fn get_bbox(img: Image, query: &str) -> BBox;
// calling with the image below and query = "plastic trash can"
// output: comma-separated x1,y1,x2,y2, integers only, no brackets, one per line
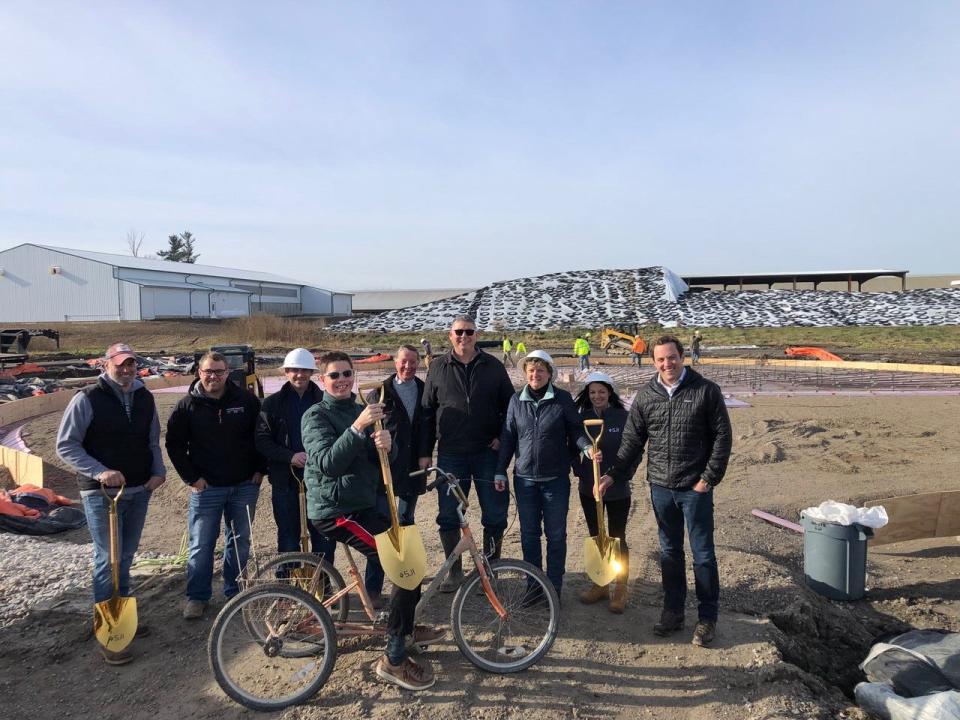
800,516,873,601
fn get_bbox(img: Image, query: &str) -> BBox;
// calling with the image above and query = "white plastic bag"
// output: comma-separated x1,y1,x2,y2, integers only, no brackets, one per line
801,500,889,528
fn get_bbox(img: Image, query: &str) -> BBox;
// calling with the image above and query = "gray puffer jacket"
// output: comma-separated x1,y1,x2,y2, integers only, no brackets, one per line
608,368,732,489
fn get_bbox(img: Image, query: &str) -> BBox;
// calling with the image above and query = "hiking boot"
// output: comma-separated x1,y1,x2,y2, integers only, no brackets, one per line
100,645,133,666
692,621,716,647
439,530,463,593
182,600,207,620
579,583,609,605
608,550,629,614
652,609,684,636
409,624,447,650
375,655,436,691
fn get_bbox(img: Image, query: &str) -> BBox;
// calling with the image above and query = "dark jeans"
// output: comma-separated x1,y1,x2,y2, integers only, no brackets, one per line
270,477,336,561
578,493,630,549
650,483,719,622
187,482,259,602
514,476,570,594
364,492,420,596
312,508,421,665
82,488,151,603
435,449,508,534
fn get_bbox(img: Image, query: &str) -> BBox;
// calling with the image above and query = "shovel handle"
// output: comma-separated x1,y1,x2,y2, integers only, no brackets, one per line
99,481,126,598
583,419,608,549
290,464,311,553
359,383,403,545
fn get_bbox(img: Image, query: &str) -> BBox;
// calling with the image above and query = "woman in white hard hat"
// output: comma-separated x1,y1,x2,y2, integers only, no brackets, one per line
495,350,596,600
254,348,336,563
572,372,633,613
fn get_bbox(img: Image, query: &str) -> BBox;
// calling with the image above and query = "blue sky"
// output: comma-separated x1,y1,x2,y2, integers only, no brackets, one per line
1,2,957,290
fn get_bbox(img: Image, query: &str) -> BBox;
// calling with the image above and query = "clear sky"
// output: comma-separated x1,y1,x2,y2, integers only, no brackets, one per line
1,2,957,290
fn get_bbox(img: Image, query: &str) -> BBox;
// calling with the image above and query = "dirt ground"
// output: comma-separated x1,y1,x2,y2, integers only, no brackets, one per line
2,388,959,720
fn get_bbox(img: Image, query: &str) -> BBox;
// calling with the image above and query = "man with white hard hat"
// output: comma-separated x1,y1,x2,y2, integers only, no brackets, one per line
255,348,334,560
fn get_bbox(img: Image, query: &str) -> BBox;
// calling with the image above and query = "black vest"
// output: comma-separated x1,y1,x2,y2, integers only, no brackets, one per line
79,378,155,491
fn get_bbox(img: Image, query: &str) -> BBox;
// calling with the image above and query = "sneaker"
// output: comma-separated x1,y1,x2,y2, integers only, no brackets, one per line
100,645,133,666
375,655,436,691
652,609,684,637
409,625,447,650
692,621,716,647
182,600,207,620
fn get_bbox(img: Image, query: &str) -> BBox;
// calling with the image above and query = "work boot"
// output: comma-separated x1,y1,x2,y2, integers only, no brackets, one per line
608,550,629,614
375,655,436,691
578,584,609,605
100,645,133,666
482,530,503,561
439,530,463,593
182,599,207,620
653,608,684,636
692,620,716,647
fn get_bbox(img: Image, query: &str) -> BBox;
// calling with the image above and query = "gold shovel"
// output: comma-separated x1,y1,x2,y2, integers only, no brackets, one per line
582,419,622,586
358,382,427,591
93,483,138,652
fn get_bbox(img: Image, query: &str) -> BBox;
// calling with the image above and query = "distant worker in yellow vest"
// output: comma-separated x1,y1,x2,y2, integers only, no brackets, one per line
574,335,591,372
631,335,647,367
514,340,527,363
501,336,515,367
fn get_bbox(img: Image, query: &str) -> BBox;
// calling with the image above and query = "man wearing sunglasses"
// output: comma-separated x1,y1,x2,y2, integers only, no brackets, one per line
166,351,266,620
302,351,443,691
420,315,516,591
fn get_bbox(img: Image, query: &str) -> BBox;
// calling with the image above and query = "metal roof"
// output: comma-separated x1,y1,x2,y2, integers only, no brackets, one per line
683,269,908,289
31,244,325,288
122,278,251,293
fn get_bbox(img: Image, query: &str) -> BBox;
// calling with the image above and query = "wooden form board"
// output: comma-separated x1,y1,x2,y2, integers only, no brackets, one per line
866,491,960,546
0,446,43,487
0,389,77,427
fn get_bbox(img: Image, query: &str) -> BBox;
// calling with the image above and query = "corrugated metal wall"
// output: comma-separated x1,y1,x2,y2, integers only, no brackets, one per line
0,245,119,322
119,280,141,320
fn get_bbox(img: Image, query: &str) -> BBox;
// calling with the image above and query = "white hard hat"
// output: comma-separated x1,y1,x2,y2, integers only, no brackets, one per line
283,348,317,371
583,371,616,389
522,349,555,374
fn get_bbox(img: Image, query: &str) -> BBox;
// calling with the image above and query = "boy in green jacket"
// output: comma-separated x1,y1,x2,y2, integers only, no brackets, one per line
302,351,443,691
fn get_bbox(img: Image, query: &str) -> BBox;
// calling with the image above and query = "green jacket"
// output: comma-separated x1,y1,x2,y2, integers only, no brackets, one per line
502,338,512,352
302,393,380,520
574,338,591,356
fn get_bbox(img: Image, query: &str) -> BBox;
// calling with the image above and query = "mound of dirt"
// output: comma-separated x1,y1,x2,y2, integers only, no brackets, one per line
0,465,15,490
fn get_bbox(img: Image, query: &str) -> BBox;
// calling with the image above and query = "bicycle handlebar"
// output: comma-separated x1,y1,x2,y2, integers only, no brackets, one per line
411,467,467,505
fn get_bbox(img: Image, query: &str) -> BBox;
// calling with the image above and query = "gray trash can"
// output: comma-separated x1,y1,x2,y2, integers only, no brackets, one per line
800,516,873,601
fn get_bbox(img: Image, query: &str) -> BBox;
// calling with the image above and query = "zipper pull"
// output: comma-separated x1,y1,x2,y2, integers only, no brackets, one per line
219,409,223,424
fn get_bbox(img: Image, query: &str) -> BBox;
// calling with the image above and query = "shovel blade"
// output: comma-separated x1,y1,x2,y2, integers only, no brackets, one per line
374,526,427,590
94,596,138,652
583,536,622,587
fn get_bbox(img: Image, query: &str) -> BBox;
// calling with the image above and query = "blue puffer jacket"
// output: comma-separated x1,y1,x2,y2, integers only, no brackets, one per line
496,384,591,481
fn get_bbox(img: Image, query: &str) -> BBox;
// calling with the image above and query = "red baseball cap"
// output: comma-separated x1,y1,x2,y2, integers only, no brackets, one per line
105,343,137,364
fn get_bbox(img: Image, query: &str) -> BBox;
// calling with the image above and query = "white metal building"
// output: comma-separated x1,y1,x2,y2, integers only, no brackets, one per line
0,244,352,322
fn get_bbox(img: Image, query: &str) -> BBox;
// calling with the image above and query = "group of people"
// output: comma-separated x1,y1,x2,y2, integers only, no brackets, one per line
57,317,731,691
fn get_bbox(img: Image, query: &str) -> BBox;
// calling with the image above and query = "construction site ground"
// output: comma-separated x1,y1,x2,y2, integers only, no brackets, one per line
1,359,959,720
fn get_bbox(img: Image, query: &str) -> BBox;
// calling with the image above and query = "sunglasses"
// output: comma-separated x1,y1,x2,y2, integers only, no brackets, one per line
324,369,354,380
452,328,476,337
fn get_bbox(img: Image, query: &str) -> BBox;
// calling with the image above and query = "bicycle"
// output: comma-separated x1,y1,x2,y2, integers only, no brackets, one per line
208,465,560,711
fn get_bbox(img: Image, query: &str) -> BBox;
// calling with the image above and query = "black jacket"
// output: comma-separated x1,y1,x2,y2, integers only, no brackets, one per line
570,405,633,501
255,380,324,489
609,368,732,490
166,379,265,487
421,349,515,456
365,374,427,498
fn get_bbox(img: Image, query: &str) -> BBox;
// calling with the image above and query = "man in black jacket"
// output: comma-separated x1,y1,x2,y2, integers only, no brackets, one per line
601,335,732,647
419,316,515,591
255,348,335,562
166,351,265,619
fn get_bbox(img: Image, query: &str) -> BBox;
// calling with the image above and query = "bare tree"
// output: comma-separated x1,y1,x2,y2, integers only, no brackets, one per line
126,229,146,257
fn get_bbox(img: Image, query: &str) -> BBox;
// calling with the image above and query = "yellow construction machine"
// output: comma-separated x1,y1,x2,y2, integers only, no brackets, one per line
599,327,638,355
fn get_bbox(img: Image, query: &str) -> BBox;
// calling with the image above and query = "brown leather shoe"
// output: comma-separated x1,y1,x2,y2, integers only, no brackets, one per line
579,584,609,605
375,655,436,690
608,582,628,614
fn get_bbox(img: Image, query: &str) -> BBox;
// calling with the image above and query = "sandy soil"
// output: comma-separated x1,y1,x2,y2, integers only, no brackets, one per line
3,387,959,720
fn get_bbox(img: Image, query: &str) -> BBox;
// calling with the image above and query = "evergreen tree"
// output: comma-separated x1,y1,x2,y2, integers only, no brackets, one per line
157,232,200,263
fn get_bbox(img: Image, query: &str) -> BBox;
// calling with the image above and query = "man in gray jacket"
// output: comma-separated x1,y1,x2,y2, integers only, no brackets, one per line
601,335,731,647
56,342,166,666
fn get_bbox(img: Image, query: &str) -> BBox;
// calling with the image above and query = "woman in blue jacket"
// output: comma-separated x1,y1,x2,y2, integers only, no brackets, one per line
495,351,594,598
571,372,634,613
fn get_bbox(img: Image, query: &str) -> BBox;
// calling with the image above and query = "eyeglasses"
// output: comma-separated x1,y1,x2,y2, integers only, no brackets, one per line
200,369,228,377
324,369,354,380
452,328,476,337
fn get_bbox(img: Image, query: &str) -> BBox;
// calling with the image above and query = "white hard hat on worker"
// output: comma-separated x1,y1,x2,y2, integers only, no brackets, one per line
283,348,317,395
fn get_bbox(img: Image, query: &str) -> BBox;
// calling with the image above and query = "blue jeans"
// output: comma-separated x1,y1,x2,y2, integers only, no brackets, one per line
436,449,508,534
513,476,570,594
187,482,260,602
650,483,719,622
82,489,151,603
364,493,420,595
270,477,336,561
578,355,591,371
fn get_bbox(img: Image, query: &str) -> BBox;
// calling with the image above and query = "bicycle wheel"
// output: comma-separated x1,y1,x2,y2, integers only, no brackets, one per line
451,559,560,673
209,584,337,712
253,551,349,622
